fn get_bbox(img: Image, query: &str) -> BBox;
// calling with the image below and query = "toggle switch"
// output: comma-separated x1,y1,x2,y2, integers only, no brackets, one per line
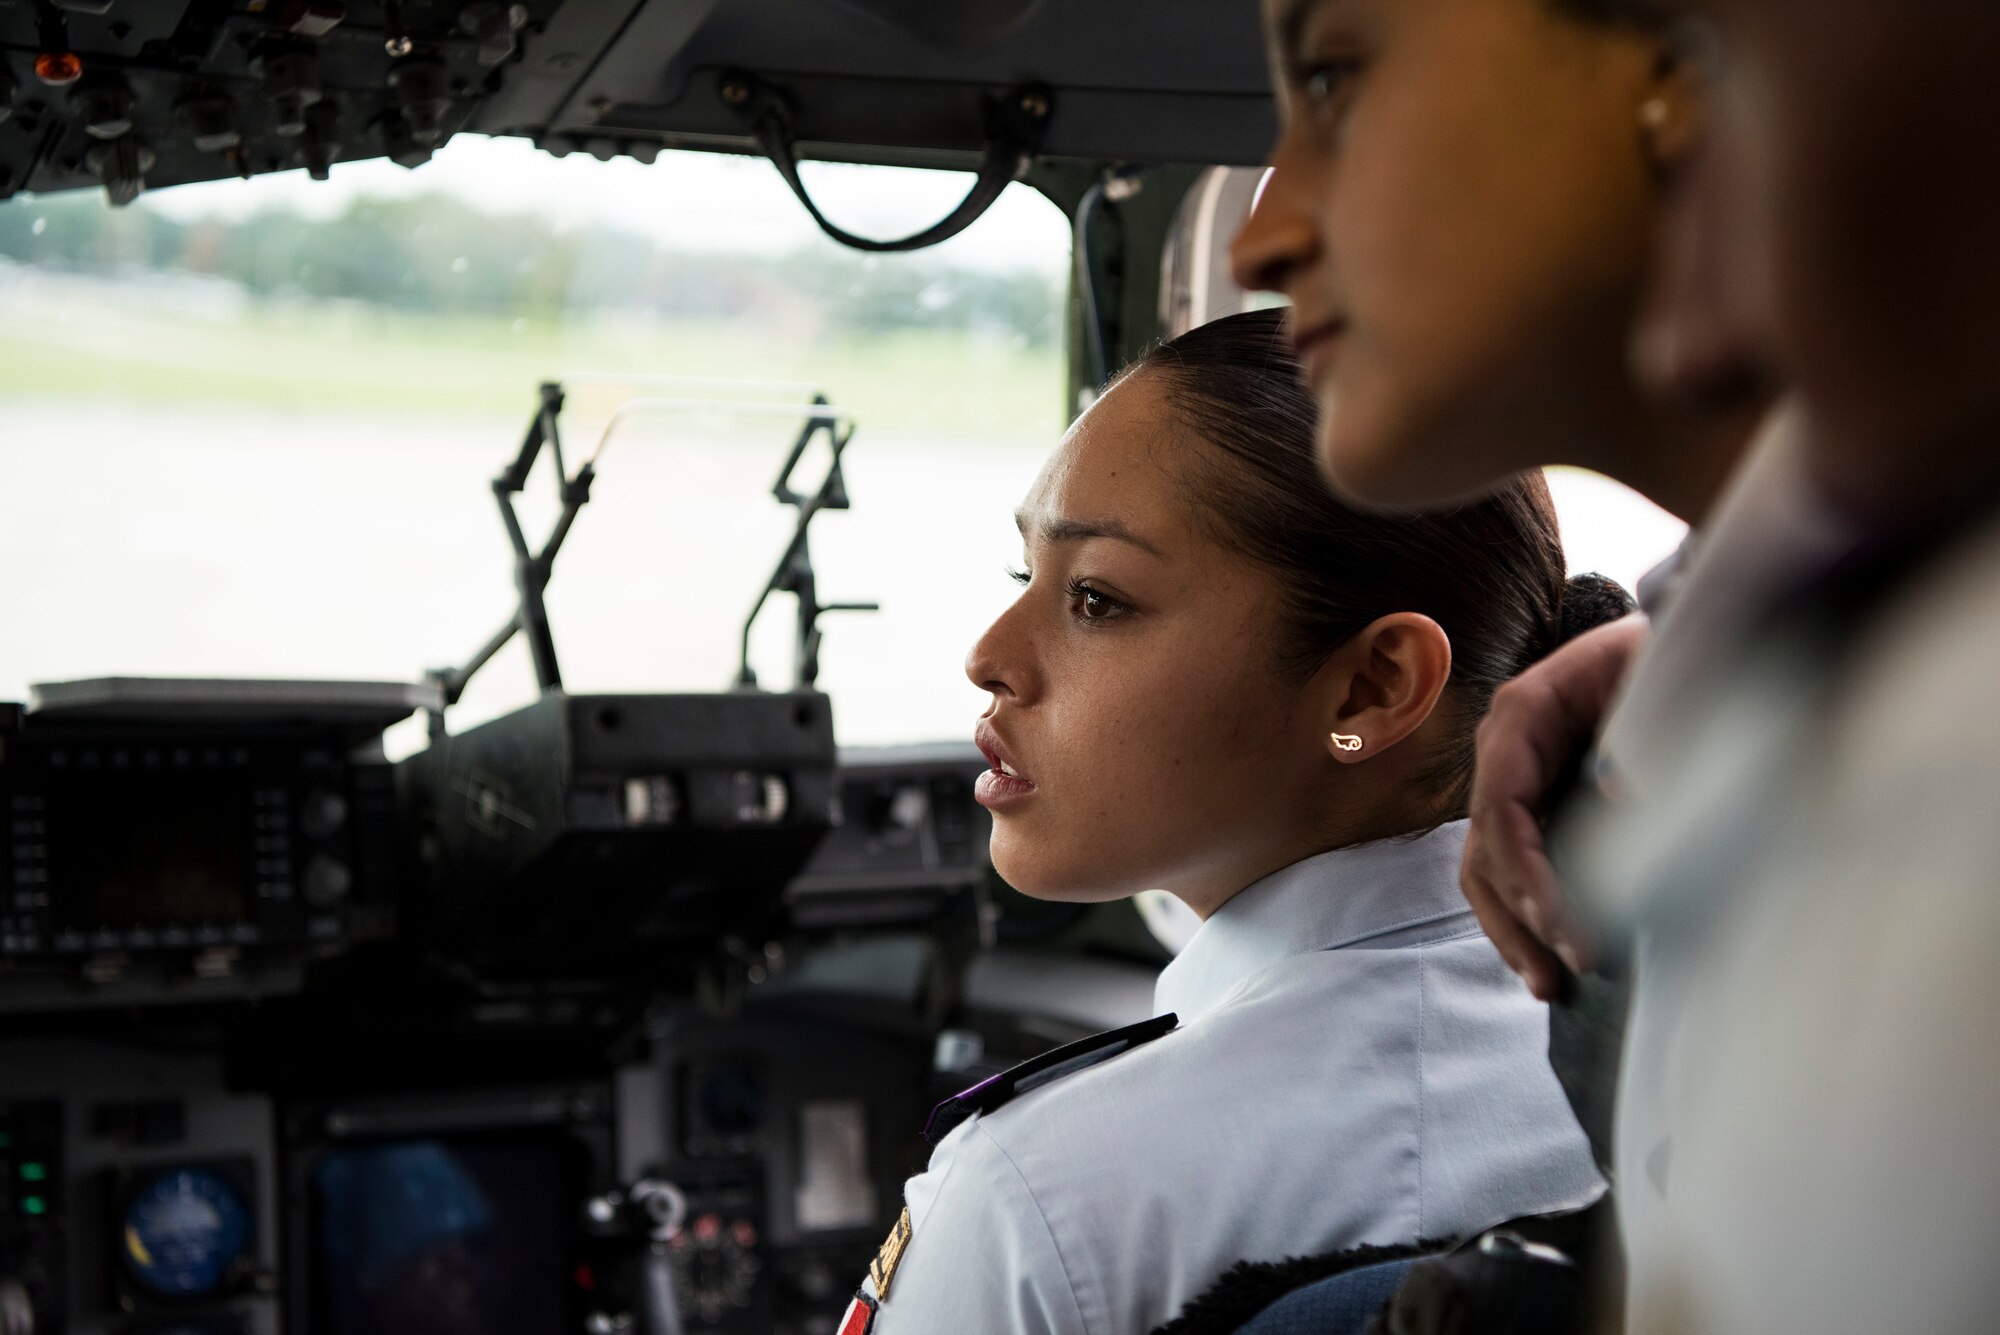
74,77,134,139
256,47,322,137
300,99,340,180
387,55,449,146
85,134,154,207
176,91,241,153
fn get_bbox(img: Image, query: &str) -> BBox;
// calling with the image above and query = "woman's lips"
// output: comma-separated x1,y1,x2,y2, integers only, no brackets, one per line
974,721,1037,810
974,768,1037,808
1290,318,1347,380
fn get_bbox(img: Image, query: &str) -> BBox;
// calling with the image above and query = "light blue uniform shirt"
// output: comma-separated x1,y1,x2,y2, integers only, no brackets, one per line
862,821,1602,1335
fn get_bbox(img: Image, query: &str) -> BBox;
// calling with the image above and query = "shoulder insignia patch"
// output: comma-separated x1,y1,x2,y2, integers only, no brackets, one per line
869,1206,912,1299
922,1012,1179,1146
837,1288,878,1335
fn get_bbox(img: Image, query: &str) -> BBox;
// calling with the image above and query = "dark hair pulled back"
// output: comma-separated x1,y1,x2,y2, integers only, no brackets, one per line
1130,308,1635,813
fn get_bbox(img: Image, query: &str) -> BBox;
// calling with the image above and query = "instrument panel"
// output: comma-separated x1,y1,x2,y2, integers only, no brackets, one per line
0,715,1016,1335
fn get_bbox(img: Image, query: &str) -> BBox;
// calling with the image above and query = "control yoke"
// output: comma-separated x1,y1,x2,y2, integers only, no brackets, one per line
735,394,879,691
425,379,876,738
428,380,586,733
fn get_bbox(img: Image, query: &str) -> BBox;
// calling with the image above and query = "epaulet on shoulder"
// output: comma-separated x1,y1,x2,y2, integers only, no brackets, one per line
922,1012,1178,1146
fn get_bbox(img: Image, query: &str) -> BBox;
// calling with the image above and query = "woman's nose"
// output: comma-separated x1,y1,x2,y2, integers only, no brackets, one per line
965,598,1036,704
1230,153,1321,296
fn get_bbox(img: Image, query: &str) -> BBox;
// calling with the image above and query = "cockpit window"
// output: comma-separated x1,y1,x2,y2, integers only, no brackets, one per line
0,137,1068,753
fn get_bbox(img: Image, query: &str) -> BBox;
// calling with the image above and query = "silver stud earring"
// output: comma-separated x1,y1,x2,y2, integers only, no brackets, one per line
1330,732,1364,753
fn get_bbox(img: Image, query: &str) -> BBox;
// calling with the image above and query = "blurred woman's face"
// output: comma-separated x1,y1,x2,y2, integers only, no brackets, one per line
1231,0,1664,507
1639,0,2000,518
963,372,1337,916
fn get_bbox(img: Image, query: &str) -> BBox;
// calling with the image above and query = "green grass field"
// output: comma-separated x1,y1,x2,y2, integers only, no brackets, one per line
0,286,1065,440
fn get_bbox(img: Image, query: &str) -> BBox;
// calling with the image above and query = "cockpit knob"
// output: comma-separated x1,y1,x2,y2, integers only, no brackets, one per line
379,110,433,169
458,2,528,67
387,55,449,146
299,789,349,840
302,857,353,907
84,134,152,207
176,92,241,153
255,48,323,138
75,78,133,139
300,100,341,180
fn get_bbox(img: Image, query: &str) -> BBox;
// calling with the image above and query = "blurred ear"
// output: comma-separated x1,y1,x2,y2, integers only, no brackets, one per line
1640,33,1709,173
1309,613,1452,765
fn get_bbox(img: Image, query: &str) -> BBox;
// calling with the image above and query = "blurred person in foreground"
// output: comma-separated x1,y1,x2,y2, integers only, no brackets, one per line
1236,0,2000,1331
1437,0,2000,1331
1225,1,1772,1327
1227,0,1775,1003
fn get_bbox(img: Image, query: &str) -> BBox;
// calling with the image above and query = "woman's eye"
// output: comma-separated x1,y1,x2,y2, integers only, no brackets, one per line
1296,58,1363,120
1007,566,1031,587
1066,581,1129,624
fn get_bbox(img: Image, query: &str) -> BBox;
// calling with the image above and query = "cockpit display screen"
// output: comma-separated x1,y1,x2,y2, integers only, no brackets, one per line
314,1138,567,1335
44,775,253,927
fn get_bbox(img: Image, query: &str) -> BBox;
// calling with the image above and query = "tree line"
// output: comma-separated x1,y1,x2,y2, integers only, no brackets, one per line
0,191,1065,344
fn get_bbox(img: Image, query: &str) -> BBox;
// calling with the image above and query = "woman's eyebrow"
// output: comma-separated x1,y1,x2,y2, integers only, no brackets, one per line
1274,0,1341,57
1015,512,1167,559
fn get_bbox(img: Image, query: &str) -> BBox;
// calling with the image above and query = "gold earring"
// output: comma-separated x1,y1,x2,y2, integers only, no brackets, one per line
1331,732,1364,753
1639,97,1671,132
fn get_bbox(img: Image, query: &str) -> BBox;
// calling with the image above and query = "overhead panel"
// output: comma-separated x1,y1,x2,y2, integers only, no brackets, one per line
0,0,1276,203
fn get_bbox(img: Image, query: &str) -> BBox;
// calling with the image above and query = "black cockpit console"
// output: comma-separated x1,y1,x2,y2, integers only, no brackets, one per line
399,688,836,978
0,678,421,1007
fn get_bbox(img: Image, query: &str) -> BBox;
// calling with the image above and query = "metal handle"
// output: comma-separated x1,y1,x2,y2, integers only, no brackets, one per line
723,71,1052,253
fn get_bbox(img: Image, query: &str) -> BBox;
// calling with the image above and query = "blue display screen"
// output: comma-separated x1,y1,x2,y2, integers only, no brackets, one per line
314,1139,567,1335
122,1166,255,1297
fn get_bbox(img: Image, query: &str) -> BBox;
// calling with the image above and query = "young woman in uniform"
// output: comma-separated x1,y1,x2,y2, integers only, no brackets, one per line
843,308,1624,1335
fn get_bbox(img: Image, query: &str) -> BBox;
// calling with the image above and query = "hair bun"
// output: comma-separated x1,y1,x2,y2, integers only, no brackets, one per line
1558,571,1637,645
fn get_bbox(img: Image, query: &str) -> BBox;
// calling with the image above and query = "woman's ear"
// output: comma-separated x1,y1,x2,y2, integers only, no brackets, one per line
1312,613,1452,765
1639,36,1708,174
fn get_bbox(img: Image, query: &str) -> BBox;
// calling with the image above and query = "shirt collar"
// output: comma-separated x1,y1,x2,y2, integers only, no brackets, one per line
1153,819,1473,1023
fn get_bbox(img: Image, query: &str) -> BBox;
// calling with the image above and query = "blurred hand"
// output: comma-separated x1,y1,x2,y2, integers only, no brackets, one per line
1463,614,1649,1001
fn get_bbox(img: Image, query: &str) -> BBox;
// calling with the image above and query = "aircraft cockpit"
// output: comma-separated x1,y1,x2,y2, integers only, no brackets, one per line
0,3,1686,1332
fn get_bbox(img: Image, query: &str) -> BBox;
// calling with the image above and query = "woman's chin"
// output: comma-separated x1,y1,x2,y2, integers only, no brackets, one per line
990,849,1075,902
990,840,1134,905
1317,408,1520,513
1314,400,1431,509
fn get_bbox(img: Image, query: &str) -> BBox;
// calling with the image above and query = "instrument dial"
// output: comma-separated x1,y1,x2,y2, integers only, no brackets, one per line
120,1167,253,1298
670,1213,761,1322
